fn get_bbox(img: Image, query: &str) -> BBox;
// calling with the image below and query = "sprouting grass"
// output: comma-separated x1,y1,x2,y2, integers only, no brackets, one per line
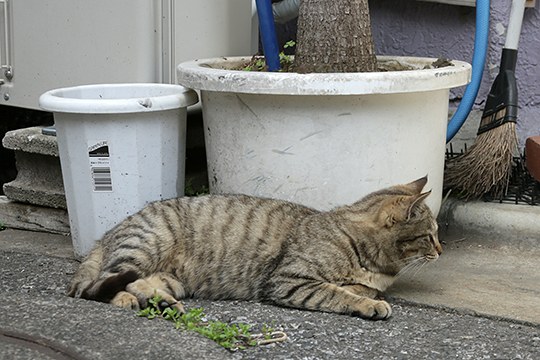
241,40,296,72
0,221,5,231
137,294,285,351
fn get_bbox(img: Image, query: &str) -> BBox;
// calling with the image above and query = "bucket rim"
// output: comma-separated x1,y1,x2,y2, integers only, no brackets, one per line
39,83,198,114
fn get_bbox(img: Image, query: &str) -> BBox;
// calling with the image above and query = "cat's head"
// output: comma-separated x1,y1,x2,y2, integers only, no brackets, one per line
359,176,442,271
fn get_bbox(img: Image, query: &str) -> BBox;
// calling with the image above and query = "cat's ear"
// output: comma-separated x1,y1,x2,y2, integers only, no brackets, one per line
406,191,431,221
404,176,428,194
378,196,411,227
379,191,431,227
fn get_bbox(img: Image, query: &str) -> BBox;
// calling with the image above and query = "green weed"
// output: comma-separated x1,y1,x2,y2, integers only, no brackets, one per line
138,295,263,351
242,57,267,72
184,178,209,197
241,40,296,72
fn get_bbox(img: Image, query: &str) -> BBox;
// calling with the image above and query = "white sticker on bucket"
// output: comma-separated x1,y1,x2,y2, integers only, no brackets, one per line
88,140,113,192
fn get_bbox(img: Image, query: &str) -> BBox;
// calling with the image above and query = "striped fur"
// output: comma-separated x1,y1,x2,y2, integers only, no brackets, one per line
68,176,441,320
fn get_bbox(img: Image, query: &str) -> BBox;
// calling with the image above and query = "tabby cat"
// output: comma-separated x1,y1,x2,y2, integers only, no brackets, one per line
68,176,441,320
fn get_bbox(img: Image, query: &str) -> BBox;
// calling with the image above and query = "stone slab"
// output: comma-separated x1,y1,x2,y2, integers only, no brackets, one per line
2,126,59,156
2,126,66,208
3,150,66,208
0,196,70,235
3,181,66,209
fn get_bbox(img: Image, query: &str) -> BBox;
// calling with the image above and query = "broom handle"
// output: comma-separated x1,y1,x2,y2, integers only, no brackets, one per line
504,0,526,50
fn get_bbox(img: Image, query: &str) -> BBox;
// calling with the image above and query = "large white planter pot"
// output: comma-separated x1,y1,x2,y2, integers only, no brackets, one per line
177,56,471,215
39,83,198,257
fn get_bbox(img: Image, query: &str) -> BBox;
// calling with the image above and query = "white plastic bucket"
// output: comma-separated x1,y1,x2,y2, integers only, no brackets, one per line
177,56,471,215
39,83,198,257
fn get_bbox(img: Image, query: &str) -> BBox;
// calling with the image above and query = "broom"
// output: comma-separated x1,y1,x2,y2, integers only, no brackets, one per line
445,0,526,199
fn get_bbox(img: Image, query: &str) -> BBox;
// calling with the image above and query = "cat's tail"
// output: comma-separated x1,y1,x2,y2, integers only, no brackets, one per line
67,244,105,298
67,244,139,303
79,270,139,303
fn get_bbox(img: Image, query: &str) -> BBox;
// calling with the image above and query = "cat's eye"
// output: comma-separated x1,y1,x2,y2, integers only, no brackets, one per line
400,235,427,243
416,235,432,245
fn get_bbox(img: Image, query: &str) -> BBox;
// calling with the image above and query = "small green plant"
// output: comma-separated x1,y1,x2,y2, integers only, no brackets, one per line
242,57,267,72
0,221,6,231
184,178,209,197
261,322,276,341
241,40,296,72
278,40,295,72
283,40,296,49
137,294,276,351
137,295,163,319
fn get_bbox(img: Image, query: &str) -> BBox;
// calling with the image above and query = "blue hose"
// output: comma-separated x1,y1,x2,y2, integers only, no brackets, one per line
256,0,281,71
446,0,490,142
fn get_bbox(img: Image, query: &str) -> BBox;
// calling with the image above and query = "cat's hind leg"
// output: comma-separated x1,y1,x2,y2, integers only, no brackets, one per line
113,272,186,313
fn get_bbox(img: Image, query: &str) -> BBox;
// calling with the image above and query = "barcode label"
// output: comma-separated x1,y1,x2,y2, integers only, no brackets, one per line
88,140,113,192
92,167,113,192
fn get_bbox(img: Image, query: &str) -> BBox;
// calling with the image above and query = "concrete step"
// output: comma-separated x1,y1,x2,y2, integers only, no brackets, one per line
387,198,540,323
388,228,540,324
0,196,69,235
2,126,66,209
1,126,67,234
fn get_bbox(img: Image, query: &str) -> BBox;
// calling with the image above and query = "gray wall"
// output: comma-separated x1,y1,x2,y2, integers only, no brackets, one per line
370,0,539,149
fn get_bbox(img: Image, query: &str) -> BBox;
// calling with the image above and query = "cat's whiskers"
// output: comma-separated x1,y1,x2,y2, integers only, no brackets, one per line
425,253,439,262
410,258,429,278
387,254,422,266
396,256,427,279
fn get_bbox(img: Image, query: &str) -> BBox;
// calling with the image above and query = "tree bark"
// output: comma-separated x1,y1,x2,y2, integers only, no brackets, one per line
294,0,377,73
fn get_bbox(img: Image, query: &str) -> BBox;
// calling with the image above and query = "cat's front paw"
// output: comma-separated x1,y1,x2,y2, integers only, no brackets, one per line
370,299,392,320
111,291,140,310
355,299,392,320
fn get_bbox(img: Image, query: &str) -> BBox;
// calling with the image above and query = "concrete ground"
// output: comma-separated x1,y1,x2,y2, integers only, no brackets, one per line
0,199,539,359
389,228,540,324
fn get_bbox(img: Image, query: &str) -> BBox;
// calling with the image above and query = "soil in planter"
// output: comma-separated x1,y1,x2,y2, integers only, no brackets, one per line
234,55,453,73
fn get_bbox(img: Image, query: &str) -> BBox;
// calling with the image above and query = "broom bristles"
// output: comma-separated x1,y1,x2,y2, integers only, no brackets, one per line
444,122,518,199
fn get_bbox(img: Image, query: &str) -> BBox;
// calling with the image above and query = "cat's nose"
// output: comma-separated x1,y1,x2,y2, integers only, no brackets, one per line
435,242,442,255
430,234,443,255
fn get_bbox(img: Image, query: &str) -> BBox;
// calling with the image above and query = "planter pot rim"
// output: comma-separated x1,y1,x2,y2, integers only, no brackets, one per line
39,83,198,114
177,56,471,96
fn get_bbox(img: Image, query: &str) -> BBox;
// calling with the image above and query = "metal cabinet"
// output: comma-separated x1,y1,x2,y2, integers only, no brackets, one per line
0,0,254,110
